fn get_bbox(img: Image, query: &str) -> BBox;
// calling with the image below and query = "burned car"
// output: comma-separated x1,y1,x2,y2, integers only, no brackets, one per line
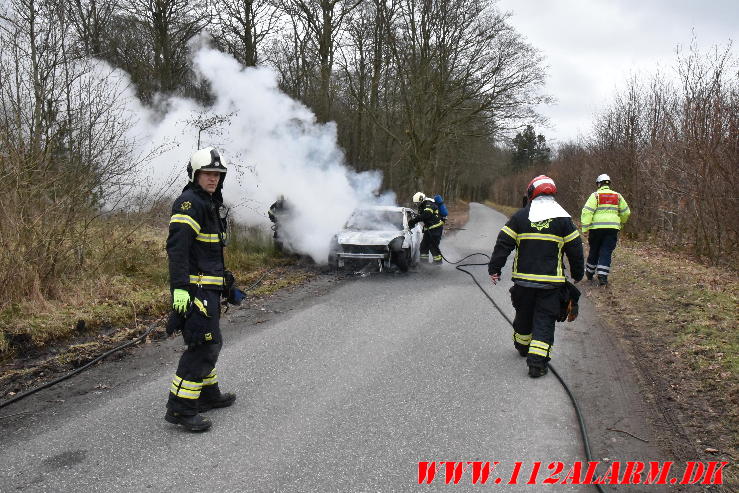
329,206,422,272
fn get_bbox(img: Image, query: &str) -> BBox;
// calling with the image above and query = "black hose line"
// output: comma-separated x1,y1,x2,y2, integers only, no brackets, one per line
2,255,605,490
0,320,161,410
0,269,273,411
442,251,606,493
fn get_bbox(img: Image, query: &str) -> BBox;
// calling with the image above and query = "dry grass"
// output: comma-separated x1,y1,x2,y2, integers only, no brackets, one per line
483,200,518,218
0,219,303,363
587,240,738,481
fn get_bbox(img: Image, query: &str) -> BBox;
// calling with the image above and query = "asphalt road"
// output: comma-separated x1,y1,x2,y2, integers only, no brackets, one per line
1,203,680,492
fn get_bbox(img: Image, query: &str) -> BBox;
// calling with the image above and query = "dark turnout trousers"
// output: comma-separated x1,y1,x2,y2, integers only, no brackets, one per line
167,289,224,415
586,229,619,280
509,284,560,368
420,228,443,262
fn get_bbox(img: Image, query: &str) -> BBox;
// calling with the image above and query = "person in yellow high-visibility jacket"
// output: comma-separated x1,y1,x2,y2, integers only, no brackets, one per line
580,174,631,286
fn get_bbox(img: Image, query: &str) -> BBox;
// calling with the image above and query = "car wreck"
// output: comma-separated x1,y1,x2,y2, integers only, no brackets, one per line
329,206,422,272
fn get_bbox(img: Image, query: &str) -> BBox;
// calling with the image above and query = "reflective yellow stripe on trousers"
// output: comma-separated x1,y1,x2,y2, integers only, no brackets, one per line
189,275,225,286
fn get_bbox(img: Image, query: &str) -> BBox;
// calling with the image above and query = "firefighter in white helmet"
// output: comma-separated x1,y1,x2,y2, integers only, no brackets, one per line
580,174,631,286
164,147,240,432
409,192,444,264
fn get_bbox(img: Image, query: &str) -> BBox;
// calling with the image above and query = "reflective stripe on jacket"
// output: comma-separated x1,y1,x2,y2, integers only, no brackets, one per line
580,186,630,231
167,184,227,291
409,199,444,231
488,206,584,286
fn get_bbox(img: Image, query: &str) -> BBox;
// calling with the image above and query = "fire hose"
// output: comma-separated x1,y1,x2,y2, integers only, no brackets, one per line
441,250,607,493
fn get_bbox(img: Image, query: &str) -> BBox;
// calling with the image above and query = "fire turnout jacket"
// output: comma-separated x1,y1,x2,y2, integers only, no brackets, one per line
580,186,631,231
488,206,584,286
409,199,444,231
167,184,227,291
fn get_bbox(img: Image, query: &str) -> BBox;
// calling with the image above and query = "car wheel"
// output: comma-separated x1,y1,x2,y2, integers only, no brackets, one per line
328,252,340,272
411,246,420,266
393,248,411,272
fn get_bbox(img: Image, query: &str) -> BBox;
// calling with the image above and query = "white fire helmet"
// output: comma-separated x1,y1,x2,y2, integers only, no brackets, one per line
188,147,227,182
412,192,426,203
596,173,611,184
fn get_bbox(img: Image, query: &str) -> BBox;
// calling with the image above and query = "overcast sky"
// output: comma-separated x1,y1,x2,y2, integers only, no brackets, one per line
496,0,737,145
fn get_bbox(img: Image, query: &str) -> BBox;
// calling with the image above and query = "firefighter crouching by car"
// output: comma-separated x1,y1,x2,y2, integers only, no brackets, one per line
488,175,584,378
580,174,631,286
408,192,444,264
164,147,244,432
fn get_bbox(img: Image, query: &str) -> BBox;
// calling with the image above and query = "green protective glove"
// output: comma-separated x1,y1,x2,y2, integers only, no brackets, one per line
172,289,191,314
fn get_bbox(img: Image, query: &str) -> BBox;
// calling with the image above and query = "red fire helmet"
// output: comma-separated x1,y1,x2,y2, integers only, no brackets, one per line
527,175,557,200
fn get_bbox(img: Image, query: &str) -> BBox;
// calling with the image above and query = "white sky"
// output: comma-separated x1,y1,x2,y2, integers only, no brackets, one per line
496,0,738,145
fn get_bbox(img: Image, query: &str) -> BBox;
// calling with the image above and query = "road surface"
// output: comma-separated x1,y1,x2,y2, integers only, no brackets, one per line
1,203,677,492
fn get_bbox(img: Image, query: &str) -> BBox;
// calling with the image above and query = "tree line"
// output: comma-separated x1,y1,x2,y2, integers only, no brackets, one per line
59,0,548,198
489,43,738,265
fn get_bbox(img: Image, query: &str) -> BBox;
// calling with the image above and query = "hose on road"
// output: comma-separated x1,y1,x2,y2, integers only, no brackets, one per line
0,269,272,411
441,250,607,493
3,248,607,491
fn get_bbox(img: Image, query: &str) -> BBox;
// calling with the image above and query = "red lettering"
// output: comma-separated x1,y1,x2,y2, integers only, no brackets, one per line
543,462,564,484
444,461,467,484
527,461,542,484
702,462,728,485
681,462,705,484
595,462,621,484
418,462,437,484
582,461,600,484
620,461,645,484
508,462,523,484
468,461,497,484
561,462,583,485
644,461,672,484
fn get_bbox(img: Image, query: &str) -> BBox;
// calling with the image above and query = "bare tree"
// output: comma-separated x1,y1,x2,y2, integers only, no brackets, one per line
0,0,143,303
488,41,738,265
279,0,362,122
214,0,280,67
65,0,117,57
119,0,211,97
379,0,549,187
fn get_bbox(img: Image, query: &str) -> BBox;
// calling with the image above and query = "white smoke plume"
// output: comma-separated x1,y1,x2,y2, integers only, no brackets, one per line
127,44,396,263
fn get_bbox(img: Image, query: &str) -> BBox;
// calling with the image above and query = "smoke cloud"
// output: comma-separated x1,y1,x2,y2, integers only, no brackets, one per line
127,44,396,263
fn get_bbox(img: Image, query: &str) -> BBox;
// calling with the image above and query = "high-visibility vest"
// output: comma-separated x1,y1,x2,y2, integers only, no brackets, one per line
580,186,630,231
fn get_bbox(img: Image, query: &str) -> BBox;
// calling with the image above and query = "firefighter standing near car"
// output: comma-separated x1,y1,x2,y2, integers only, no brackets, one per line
268,195,290,253
165,147,237,432
488,176,584,378
408,192,444,264
580,174,631,286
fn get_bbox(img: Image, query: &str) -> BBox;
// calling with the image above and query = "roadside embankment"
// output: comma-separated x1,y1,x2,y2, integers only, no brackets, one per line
0,221,314,400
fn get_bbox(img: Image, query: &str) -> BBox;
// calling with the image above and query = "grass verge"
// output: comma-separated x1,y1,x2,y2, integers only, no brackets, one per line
483,200,517,218
589,240,738,484
0,221,313,397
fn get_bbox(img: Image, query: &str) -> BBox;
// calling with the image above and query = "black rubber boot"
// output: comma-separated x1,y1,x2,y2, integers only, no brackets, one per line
528,365,549,378
597,274,608,286
514,343,529,357
165,410,212,432
199,391,236,412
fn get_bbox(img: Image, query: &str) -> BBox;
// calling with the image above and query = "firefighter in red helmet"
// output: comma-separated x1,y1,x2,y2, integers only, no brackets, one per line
488,175,584,377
